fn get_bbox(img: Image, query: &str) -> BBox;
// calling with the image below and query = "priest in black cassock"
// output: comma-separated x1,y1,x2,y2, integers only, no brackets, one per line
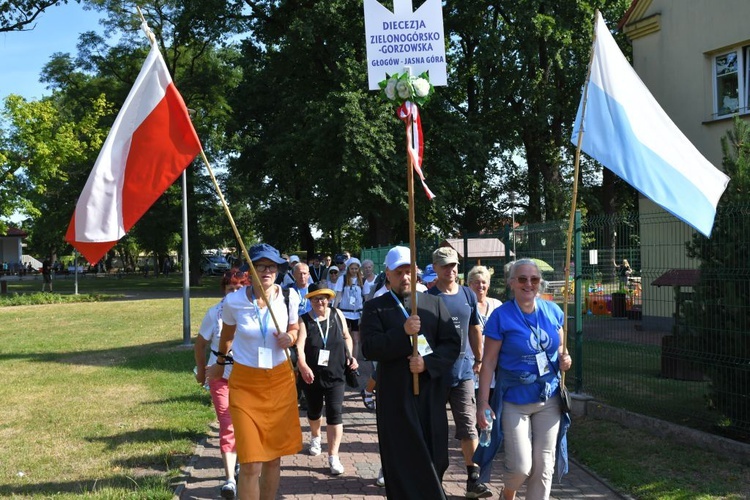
361,246,460,500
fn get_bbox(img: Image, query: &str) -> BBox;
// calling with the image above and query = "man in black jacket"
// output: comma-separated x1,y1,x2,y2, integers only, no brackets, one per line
361,246,460,499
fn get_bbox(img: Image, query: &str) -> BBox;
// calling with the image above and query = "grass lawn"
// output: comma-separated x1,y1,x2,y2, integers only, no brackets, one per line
0,294,218,498
570,416,750,499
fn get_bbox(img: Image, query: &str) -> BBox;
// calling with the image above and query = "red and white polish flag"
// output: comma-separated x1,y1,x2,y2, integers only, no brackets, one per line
66,44,202,264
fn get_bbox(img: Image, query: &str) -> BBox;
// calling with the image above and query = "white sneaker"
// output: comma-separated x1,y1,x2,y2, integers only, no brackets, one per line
308,436,322,456
376,467,385,487
329,455,344,475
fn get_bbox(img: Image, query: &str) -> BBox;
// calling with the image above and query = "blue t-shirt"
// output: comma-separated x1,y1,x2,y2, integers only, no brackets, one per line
428,285,479,385
484,298,564,404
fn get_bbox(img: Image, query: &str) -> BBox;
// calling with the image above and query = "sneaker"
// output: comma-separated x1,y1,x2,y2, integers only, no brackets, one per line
361,389,376,411
308,436,322,456
234,462,240,477
329,455,344,475
376,467,385,487
220,479,236,499
465,477,492,498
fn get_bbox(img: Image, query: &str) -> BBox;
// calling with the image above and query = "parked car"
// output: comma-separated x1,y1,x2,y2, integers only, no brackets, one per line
200,255,230,275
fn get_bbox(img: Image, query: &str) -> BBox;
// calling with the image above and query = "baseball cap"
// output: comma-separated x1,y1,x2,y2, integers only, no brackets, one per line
384,246,411,270
289,254,300,264
422,271,438,283
433,246,459,267
334,253,346,264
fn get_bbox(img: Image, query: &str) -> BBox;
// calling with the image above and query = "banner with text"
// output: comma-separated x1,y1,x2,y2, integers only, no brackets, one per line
364,0,447,90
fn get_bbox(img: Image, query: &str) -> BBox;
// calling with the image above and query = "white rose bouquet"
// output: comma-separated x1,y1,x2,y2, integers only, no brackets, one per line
378,71,434,107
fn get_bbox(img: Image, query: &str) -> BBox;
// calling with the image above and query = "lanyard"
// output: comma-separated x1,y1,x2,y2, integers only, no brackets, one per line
477,301,489,330
312,310,331,348
390,290,412,319
251,291,271,346
513,299,544,353
296,287,308,310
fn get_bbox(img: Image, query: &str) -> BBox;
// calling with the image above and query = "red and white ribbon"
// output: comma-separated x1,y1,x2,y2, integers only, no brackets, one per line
397,101,435,200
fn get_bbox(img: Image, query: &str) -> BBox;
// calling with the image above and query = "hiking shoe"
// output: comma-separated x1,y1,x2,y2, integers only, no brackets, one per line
465,477,492,498
376,467,385,487
220,479,236,499
308,436,322,456
329,455,344,475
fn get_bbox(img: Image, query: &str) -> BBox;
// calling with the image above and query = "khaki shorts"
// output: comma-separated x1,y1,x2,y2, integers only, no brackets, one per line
447,378,478,440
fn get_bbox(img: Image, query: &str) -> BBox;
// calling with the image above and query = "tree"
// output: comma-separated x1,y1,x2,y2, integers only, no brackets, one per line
39,0,248,281
228,0,635,257
0,0,65,32
228,0,407,254
686,116,750,435
1,93,110,259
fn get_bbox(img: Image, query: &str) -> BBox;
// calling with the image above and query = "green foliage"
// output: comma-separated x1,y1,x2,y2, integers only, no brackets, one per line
0,0,63,32
1,92,111,257
685,117,750,434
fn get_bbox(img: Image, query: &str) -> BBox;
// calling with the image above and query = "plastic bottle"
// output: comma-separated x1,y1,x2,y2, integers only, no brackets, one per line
479,409,493,447
193,366,210,391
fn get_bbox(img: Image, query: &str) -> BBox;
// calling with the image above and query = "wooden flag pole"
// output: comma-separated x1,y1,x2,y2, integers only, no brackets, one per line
562,11,599,388
407,112,420,396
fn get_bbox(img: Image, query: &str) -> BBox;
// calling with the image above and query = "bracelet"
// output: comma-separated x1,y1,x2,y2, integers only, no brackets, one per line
216,359,234,366
212,349,228,358
474,358,482,363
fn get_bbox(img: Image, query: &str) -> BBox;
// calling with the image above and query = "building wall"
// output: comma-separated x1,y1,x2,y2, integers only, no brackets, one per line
625,0,750,166
0,237,22,266
623,0,750,328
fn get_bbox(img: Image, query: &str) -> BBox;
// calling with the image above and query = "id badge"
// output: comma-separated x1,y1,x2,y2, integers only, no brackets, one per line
349,294,356,306
258,346,273,369
417,335,433,357
535,351,550,376
318,349,330,367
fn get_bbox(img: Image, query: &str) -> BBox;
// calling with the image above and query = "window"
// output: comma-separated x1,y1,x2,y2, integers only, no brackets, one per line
713,46,750,118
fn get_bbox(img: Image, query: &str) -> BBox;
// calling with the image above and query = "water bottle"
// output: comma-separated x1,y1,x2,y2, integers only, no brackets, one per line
479,409,493,447
193,366,209,391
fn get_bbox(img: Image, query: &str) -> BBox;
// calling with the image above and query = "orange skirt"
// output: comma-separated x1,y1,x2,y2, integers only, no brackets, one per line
228,361,302,463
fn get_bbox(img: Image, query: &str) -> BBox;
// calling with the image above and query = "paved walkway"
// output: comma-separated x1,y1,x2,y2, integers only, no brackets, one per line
176,372,626,499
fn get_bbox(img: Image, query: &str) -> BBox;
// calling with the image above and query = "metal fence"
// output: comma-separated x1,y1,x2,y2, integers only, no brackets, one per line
363,207,750,442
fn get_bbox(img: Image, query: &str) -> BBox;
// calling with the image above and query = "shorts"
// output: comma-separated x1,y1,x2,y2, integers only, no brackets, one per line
447,378,478,440
301,380,345,425
346,318,359,332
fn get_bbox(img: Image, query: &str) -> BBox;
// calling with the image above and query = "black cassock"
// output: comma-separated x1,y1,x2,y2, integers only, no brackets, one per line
361,292,460,500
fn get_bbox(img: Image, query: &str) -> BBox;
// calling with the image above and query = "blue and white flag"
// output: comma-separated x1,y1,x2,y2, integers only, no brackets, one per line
571,12,729,237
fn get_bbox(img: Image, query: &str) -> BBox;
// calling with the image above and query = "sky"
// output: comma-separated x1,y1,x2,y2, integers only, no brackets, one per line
0,2,104,100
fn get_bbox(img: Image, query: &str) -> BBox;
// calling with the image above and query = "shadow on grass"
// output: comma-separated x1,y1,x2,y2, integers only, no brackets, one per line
0,340,196,373
86,427,202,451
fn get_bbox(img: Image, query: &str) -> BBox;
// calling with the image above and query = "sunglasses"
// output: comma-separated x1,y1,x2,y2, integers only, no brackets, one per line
310,296,329,302
224,270,246,279
255,264,278,272
329,270,339,274
515,276,541,285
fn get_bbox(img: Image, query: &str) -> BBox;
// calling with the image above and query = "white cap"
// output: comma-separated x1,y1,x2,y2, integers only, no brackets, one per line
289,254,300,264
384,246,411,270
